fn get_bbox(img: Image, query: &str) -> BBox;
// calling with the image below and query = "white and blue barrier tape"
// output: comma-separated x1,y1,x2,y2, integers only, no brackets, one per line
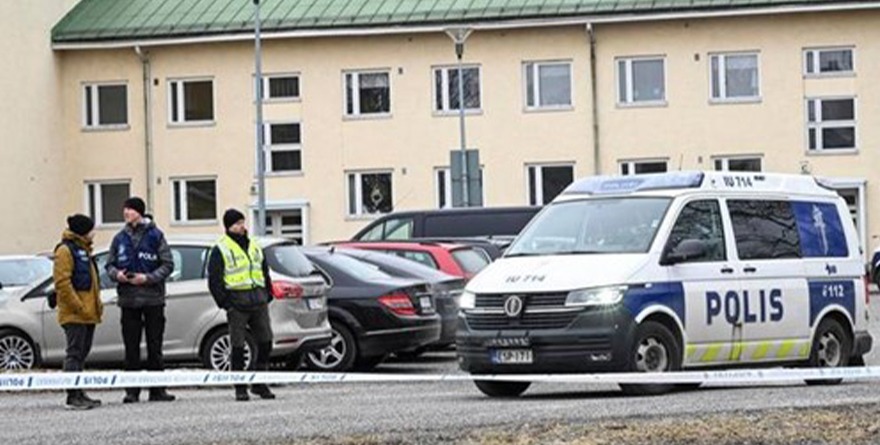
1,366,879,391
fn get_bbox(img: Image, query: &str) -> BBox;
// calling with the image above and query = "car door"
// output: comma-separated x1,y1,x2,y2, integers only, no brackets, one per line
35,279,68,364
88,252,123,362
159,245,216,361
726,198,810,364
662,198,742,367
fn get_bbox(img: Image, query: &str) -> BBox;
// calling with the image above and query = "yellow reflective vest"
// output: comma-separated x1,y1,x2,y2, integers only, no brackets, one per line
216,235,266,291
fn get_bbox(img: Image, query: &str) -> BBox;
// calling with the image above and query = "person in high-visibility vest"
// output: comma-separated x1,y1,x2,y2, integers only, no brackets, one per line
207,209,276,401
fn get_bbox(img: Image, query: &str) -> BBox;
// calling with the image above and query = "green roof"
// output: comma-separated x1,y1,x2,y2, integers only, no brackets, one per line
52,0,863,44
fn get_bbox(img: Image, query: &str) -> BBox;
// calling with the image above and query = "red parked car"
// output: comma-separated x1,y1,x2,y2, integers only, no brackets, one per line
333,241,491,280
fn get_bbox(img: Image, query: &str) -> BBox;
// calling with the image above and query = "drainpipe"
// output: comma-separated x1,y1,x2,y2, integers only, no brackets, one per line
586,23,600,176
134,46,155,212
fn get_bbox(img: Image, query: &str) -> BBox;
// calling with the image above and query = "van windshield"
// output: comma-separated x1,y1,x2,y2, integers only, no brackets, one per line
506,197,672,256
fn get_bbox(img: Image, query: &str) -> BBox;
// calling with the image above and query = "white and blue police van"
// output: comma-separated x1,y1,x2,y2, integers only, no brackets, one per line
456,171,872,397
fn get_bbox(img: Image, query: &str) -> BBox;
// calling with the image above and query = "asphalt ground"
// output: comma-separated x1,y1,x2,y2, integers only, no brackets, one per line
1,299,878,445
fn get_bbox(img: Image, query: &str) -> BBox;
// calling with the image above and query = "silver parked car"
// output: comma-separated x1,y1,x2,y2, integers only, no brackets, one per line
0,255,53,294
0,237,330,371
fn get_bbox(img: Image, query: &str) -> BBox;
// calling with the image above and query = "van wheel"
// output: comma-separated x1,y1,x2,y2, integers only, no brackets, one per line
619,321,681,396
202,329,254,371
806,318,851,386
473,380,531,398
305,322,357,372
0,329,39,370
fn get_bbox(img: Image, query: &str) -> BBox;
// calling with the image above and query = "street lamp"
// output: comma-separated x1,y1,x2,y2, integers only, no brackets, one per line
253,0,267,235
444,27,473,207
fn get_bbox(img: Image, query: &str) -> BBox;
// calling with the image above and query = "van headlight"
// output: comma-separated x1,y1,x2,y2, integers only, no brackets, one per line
459,290,476,310
564,286,627,307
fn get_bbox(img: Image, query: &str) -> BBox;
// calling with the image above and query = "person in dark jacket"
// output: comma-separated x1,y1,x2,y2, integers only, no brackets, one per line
207,209,276,401
105,197,176,403
53,214,104,410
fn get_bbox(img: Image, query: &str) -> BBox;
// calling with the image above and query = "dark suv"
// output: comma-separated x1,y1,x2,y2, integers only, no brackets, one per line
352,206,540,243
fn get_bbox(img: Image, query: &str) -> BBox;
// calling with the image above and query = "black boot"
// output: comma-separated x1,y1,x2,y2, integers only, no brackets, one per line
149,387,176,402
250,342,276,400
122,388,140,404
231,347,249,401
65,390,94,410
80,391,102,407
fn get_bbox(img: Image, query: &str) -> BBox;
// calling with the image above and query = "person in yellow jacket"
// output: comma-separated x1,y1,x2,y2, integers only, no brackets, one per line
207,209,276,401
53,214,104,410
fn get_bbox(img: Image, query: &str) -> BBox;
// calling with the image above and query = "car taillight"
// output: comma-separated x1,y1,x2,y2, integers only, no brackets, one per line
272,280,304,300
378,291,416,316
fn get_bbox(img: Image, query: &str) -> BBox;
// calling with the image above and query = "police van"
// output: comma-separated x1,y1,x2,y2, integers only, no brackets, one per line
456,172,872,397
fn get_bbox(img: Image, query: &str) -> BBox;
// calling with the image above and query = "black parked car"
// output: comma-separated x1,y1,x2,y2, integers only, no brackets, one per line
302,247,441,372
335,248,464,351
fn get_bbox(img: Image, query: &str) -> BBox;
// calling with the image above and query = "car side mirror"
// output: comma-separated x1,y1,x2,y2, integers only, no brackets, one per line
661,239,707,266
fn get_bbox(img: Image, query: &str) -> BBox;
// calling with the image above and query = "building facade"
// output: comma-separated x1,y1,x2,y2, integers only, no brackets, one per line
9,1,880,257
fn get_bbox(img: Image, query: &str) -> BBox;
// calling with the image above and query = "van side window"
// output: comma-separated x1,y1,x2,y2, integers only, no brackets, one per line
359,222,386,241
728,200,801,260
666,200,726,262
384,218,414,240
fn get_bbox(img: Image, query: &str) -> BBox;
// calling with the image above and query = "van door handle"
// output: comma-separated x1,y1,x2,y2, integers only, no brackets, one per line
720,267,734,274
743,266,757,273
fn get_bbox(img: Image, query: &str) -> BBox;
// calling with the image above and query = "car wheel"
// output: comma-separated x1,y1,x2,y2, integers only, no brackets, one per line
0,329,38,370
473,380,531,398
619,321,681,396
305,322,357,372
201,328,255,371
806,318,851,386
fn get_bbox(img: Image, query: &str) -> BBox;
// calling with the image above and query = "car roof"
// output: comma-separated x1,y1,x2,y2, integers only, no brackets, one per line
336,241,470,252
365,205,540,218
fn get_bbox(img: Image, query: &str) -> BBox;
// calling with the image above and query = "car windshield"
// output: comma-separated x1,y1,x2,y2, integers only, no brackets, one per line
506,197,672,256
264,244,315,277
0,258,52,287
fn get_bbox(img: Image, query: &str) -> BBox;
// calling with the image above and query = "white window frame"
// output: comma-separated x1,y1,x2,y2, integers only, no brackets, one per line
525,163,575,206
263,121,303,175
252,202,310,245
616,56,667,107
432,65,483,115
170,176,218,225
83,180,131,227
434,166,487,209
261,73,301,102
803,47,856,77
346,170,394,218
167,77,215,126
805,97,857,153
712,155,764,172
343,70,392,118
618,159,669,176
82,82,129,130
523,60,574,111
709,52,761,103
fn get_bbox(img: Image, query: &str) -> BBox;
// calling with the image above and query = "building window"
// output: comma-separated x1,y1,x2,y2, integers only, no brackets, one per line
171,178,217,223
806,98,856,151
433,66,481,113
710,53,760,101
261,74,300,101
524,61,572,109
619,159,668,175
83,84,128,128
526,164,574,205
168,79,214,124
344,71,390,116
617,57,665,105
347,171,393,216
804,48,854,76
264,122,301,173
435,167,485,209
713,156,763,172
85,181,130,225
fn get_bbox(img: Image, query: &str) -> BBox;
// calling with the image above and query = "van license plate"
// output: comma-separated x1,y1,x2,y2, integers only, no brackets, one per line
491,349,533,365
306,298,324,311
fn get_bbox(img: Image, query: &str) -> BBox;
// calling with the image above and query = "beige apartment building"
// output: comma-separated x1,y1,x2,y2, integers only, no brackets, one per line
7,1,880,257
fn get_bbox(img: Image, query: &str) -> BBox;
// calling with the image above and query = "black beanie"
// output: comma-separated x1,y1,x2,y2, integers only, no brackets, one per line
223,209,246,230
123,197,146,216
67,214,95,236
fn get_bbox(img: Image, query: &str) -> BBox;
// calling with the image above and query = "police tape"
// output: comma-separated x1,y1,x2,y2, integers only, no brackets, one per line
2,366,880,391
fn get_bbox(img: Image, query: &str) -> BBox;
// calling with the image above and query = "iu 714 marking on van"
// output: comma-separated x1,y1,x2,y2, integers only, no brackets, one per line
456,171,872,397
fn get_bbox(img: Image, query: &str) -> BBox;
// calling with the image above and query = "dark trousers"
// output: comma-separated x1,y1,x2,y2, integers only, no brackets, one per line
63,324,95,396
121,306,166,394
228,305,273,391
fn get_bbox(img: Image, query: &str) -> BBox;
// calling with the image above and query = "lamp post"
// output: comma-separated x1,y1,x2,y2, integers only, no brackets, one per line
444,27,473,207
253,0,267,235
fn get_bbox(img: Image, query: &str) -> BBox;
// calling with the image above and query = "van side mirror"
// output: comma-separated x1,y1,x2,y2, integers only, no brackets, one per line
661,239,707,266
